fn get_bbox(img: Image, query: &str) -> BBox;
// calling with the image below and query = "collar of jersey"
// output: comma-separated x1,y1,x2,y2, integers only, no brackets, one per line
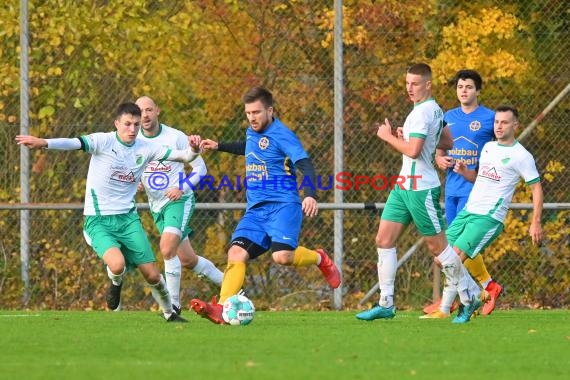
497,139,519,147
140,123,163,138
115,132,136,147
413,97,435,107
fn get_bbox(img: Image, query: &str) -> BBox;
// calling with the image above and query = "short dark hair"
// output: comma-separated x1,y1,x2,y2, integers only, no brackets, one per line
407,63,432,79
454,70,483,90
116,102,141,119
495,105,519,121
242,87,274,108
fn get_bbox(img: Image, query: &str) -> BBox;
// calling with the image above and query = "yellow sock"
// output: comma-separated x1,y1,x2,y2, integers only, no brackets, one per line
219,261,246,304
464,254,491,285
292,246,319,267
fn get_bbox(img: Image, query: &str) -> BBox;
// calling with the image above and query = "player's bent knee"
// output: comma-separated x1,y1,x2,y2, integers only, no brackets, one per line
179,252,198,268
375,234,395,249
138,263,162,284
144,272,162,284
424,233,448,255
228,245,249,262
272,250,295,265
102,248,126,272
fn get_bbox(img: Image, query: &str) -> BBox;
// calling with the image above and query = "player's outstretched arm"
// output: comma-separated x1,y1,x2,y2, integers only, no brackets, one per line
529,182,544,245
16,135,82,150
188,134,202,151
216,140,247,156
179,154,208,192
167,138,201,163
16,135,47,149
200,139,219,151
200,138,248,155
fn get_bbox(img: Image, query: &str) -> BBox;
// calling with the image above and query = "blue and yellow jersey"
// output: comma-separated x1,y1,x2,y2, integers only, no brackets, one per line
444,105,495,197
244,118,308,207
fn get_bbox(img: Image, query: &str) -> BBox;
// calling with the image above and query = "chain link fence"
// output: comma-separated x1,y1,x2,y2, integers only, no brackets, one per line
1,0,568,310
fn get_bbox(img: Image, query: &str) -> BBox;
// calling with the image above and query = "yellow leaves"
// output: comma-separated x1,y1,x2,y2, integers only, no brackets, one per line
544,173,554,182
47,67,62,76
317,6,369,49
441,7,522,42
38,106,55,119
545,160,565,174
431,7,529,85
64,45,75,56
49,35,62,47
542,160,565,183
273,3,288,12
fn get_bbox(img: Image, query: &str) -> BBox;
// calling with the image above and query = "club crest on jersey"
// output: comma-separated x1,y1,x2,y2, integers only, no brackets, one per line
469,120,481,131
258,137,270,150
501,157,511,164
135,154,144,166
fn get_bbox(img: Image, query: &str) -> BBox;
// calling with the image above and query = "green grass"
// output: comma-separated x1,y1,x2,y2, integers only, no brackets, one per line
0,310,569,379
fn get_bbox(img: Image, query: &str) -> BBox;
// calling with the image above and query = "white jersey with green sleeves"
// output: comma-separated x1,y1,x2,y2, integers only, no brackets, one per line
465,141,540,222
399,98,444,190
80,132,171,216
138,124,189,213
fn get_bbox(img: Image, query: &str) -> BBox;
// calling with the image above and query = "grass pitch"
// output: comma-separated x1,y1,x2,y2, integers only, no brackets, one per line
0,309,568,379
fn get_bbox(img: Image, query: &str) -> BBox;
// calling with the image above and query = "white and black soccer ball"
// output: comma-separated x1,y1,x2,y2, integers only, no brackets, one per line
222,294,255,326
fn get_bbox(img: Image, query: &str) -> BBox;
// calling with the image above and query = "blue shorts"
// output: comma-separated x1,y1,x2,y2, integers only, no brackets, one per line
445,195,469,225
231,202,302,254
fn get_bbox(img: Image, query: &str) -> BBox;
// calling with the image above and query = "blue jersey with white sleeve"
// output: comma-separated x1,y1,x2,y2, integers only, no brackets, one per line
444,105,495,197
244,117,309,207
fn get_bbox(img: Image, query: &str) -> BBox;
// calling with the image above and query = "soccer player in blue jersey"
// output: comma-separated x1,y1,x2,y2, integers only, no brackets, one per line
423,70,503,318
189,87,341,324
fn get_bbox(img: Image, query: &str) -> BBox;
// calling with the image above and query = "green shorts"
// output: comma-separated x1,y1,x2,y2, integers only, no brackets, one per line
83,213,156,270
446,210,504,259
380,186,445,236
151,194,195,239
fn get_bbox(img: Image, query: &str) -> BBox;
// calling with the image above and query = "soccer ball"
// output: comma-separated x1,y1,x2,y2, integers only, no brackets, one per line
222,294,255,326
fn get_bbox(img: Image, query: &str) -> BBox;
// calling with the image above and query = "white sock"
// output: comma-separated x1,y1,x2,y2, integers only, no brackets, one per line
377,247,397,308
438,245,462,302
149,274,173,317
164,256,182,308
439,276,457,314
106,266,125,286
192,256,223,286
457,264,481,305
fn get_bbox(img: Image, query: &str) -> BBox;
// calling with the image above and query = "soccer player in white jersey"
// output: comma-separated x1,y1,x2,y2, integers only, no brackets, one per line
440,105,543,323
135,96,223,314
356,63,484,322
15,102,204,322
424,69,502,318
